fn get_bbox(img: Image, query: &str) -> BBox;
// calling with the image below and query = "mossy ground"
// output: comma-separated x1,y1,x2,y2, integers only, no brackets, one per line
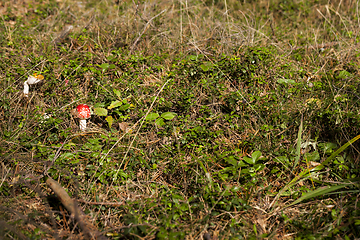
0,0,360,239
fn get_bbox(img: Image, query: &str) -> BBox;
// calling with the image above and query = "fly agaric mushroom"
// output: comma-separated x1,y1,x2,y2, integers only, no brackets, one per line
71,104,91,131
24,73,44,97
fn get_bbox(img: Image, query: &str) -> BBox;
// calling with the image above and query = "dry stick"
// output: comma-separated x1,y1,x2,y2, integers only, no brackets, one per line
328,5,350,35
0,164,10,188
130,9,167,52
46,177,108,240
224,0,230,36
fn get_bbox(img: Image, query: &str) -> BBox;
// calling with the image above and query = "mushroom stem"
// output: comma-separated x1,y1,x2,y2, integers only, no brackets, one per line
79,119,87,131
23,75,43,97
23,81,30,96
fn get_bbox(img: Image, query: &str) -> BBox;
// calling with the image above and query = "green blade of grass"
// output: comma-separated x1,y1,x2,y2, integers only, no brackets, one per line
271,134,360,209
313,134,360,171
287,185,346,207
286,177,360,208
271,134,360,211
293,116,303,171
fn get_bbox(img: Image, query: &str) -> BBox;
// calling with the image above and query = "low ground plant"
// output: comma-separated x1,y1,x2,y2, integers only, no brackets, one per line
0,0,360,239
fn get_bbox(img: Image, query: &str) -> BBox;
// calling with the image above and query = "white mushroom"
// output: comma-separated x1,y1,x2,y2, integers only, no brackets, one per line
24,73,44,97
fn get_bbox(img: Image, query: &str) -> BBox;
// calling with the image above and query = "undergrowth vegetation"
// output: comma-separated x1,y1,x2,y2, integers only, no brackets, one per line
1,0,360,239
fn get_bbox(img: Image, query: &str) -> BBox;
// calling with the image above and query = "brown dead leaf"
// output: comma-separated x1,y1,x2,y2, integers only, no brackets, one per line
118,122,128,132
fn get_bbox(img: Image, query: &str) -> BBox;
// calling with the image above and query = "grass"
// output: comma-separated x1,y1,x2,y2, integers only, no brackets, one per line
1,0,360,239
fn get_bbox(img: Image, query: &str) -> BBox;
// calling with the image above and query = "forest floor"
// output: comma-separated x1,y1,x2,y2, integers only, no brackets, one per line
1,0,360,239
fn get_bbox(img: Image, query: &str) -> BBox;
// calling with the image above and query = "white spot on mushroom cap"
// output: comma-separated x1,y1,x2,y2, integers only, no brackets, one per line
76,104,91,119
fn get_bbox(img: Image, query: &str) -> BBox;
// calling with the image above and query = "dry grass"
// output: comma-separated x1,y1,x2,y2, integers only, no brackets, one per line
1,0,360,239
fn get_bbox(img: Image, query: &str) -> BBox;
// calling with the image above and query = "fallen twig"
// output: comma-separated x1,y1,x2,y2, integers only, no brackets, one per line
46,177,108,240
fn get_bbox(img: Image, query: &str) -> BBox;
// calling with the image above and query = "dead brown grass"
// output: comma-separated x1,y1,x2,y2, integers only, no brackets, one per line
1,0,360,239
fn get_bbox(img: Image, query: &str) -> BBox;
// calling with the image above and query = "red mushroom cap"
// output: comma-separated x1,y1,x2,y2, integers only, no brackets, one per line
76,104,91,120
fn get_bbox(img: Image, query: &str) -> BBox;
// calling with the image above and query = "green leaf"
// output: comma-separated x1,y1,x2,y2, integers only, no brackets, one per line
324,142,337,154
254,163,265,171
61,152,74,160
106,116,113,128
338,70,351,79
243,156,255,165
243,151,262,165
288,185,347,207
100,63,110,70
113,89,121,99
70,158,79,164
252,151,262,162
225,156,237,166
108,100,122,109
94,107,108,116
119,103,130,111
145,112,159,121
238,160,247,167
272,134,360,211
277,78,295,84
200,62,213,72
155,118,165,127
188,55,197,61
93,102,105,108
161,112,176,120
304,151,320,162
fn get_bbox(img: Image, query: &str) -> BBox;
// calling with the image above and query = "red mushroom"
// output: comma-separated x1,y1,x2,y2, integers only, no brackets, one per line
72,104,91,131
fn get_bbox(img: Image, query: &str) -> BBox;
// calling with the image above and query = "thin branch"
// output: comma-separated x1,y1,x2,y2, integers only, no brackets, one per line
130,9,167,52
46,177,108,240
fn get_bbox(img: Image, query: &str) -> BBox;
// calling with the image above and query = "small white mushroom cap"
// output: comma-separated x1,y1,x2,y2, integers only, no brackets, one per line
24,74,44,97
